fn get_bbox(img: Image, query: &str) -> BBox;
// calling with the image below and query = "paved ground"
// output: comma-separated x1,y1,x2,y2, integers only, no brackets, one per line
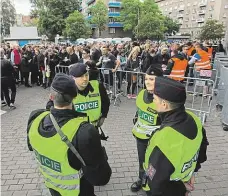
1,86,228,196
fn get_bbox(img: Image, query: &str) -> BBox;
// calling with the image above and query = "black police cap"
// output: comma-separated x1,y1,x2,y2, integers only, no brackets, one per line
69,63,88,77
146,65,163,77
154,77,186,103
51,73,77,98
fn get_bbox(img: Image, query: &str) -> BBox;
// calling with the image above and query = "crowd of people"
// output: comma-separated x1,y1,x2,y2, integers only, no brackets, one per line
1,39,226,109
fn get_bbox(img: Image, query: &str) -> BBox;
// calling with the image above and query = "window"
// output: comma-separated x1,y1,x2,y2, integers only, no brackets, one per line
225,5,228,9
109,28,115,34
223,13,227,18
109,8,115,12
209,5,214,11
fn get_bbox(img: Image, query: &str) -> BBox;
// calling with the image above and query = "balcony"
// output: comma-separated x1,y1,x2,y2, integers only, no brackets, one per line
178,21,183,25
198,10,206,15
196,18,205,23
108,12,120,17
108,2,121,8
177,14,184,18
87,0,95,5
108,22,123,27
199,2,207,7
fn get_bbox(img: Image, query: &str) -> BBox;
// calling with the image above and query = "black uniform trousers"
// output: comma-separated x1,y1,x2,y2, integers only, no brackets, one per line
136,138,149,180
1,77,16,106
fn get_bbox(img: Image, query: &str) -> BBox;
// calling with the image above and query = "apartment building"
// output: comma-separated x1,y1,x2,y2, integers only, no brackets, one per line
155,0,228,38
80,0,131,38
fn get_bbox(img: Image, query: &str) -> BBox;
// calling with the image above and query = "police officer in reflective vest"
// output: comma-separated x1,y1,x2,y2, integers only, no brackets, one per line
131,66,163,192
27,73,111,196
69,63,110,128
142,77,209,196
163,50,188,82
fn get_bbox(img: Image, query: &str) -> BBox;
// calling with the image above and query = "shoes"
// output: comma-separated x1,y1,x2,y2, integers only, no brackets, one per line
131,94,137,99
130,180,142,192
1,101,7,107
9,103,16,109
127,94,132,99
25,84,32,87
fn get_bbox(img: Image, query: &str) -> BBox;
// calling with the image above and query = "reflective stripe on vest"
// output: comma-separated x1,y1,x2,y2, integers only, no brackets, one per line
133,121,160,136
143,111,203,192
169,58,188,81
40,165,83,180
45,178,80,190
195,50,211,71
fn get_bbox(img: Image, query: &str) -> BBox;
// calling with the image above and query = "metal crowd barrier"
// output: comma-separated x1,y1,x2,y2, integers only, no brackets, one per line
55,65,215,124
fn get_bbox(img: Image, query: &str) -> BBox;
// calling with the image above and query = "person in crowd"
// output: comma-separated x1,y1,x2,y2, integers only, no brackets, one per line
21,48,32,87
67,46,78,65
31,48,40,86
11,44,22,83
1,48,17,109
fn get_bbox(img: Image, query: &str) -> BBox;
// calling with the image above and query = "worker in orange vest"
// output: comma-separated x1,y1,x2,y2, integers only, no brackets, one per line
188,43,212,97
204,42,213,60
163,50,188,82
186,42,196,58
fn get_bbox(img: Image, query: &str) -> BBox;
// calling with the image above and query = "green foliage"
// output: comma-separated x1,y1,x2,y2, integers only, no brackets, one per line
120,0,166,39
199,20,225,41
164,16,180,35
88,0,108,37
119,0,141,31
24,18,39,27
64,11,91,40
1,0,16,36
30,0,80,40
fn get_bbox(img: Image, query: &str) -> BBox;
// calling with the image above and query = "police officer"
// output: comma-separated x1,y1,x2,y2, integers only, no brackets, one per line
142,77,209,196
131,66,163,192
27,73,111,196
69,63,110,128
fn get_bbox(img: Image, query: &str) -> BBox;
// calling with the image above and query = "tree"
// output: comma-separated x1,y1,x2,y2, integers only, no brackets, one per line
30,0,80,40
119,0,141,33
199,20,225,41
164,16,180,35
64,11,91,40
1,0,16,36
88,0,108,37
120,0,166,39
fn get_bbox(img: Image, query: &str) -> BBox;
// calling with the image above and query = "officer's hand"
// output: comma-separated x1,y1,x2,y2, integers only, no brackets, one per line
97,117,105,127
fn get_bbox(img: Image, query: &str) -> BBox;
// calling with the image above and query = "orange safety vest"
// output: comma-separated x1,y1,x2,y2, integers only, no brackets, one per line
168,57,188,81
195,50,211,71
187,47,195,57
207,47,213,59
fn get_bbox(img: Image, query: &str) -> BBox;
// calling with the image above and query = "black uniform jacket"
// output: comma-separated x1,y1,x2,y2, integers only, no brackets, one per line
146,106,209,196
46,82,110,118
27,107,112,196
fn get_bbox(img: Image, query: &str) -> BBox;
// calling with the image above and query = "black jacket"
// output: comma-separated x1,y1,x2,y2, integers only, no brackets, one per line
46,82,110,118
1,58,14,78
146,106,209,196
91,49,102,63
27,107,111,196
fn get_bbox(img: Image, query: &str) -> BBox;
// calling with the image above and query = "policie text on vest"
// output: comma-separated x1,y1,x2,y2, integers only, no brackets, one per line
74,101,99,112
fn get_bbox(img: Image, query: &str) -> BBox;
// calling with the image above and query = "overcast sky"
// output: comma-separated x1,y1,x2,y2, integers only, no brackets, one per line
13,0,32,15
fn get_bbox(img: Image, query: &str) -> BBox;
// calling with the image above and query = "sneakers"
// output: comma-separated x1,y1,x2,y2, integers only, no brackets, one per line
127,94,132,99
1,101,7,107
9,103,16,109
131,94,137,99
127,94,137,99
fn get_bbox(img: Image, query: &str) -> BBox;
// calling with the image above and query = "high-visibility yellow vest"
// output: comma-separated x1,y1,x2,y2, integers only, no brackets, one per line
29,111,88,196
132,90,159,140
143,111,203,191
73,80,101,125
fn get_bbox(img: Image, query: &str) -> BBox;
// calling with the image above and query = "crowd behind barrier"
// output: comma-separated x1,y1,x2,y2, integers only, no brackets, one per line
1,40,228,127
